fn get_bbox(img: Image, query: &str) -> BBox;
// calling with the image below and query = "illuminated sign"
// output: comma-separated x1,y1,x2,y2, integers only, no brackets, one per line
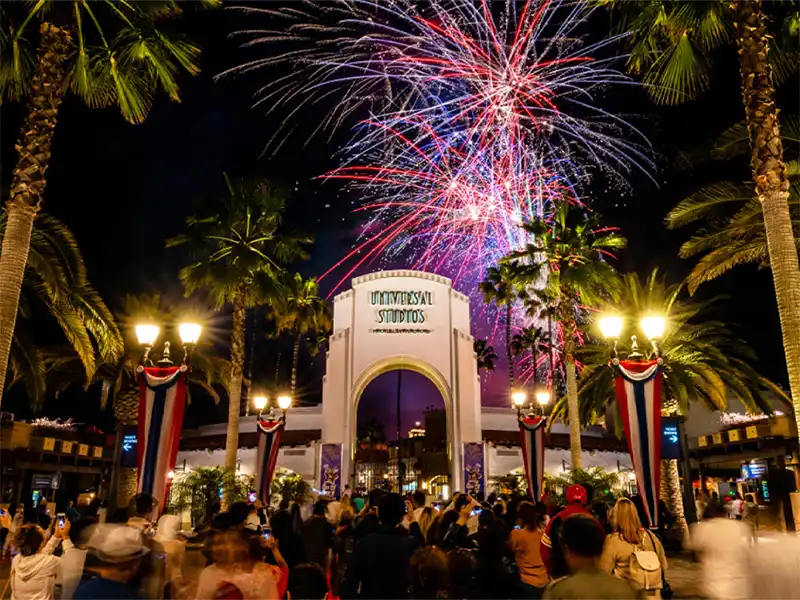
741,459,767,480
370,290,433,326
661,418,681,459
121,431,138,468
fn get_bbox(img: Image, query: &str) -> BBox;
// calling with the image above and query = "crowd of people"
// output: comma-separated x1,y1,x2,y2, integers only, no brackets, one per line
0,482,797,600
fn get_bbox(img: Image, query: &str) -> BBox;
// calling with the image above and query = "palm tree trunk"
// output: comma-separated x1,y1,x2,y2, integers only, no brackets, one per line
506,303,514,388
565,351,582,470
734,0,800,435
225,292,247,491
291,333,301,399
0,23,71,405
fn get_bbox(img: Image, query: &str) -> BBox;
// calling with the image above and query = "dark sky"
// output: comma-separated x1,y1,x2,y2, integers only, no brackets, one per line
1,3,796,430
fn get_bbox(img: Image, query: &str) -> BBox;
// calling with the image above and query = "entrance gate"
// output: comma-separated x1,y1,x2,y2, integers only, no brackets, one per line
322,270,482,492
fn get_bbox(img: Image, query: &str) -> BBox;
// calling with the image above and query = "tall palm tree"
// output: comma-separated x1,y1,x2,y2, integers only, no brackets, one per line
271,274,331,400
0,1,216,406
473,339,498,374
601,0,800,443
167,176,311,480
666,117,799,293
511,326,545,391
570,270,784,529
480,265,518,389
504,203,626,469
2,212,122,407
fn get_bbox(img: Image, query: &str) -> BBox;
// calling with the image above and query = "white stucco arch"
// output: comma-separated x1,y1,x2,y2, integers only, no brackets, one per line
322,270,482,491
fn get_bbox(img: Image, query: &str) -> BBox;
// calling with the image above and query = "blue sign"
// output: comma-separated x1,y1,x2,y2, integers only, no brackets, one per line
741,459,767,480
121,432,138,468
661,417,681,459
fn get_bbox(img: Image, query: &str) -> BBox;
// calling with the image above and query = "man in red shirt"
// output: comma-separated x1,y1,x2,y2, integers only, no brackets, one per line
540,484,592,578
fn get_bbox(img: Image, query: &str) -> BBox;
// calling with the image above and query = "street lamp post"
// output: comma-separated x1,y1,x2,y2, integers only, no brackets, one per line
253,395,291,424
110,322,201,511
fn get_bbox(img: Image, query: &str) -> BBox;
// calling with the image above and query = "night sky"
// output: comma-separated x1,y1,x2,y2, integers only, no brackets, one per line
0,3,796,433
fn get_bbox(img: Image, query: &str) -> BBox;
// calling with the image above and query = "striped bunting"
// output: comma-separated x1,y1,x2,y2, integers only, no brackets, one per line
615,360,662,528
519,416,547,502
255,420,284,502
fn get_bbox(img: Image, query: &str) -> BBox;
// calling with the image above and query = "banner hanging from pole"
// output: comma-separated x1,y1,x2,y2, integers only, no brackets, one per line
137,366,188,509
256,420,284,502
520,417,547,501
463,443,485,499
614,360,663,528
320,443,342,498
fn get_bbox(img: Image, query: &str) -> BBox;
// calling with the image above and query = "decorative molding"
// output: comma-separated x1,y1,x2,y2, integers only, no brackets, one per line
352,269,453,288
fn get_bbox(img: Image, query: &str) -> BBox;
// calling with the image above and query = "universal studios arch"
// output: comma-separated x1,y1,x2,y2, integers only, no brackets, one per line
321,270,482,493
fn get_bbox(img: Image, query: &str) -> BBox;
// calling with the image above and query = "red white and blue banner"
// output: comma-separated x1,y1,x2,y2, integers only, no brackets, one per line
255,420,284,502
520,417,547,501
615,360,663,528
137,366,188,509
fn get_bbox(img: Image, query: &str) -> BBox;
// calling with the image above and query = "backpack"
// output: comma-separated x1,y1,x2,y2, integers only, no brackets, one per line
628,530,662,591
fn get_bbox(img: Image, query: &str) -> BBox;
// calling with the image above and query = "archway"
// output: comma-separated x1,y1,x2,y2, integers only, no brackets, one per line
355,369,449,496
322,270,483,492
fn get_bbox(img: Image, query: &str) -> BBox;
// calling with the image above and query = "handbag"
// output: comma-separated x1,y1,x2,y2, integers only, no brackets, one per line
645,530,673,599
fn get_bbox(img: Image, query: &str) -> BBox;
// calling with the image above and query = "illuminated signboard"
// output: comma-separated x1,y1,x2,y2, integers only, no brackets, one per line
741,459,767,480
121,430,138,468
370,290,433,325
661,417,681,460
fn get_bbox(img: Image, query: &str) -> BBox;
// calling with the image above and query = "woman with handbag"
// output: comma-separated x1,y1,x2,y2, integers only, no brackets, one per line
599,499,668,599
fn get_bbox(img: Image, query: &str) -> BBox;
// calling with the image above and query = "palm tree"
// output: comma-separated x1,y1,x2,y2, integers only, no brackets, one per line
602,0,800,445
569,270,784,530
473,339,498,374
665,117,799,293
504,203,626,469
167,176,311,480
512,325,545,391
480,265,518,389
0,1,215,406
2,212,122,408
271,274,331,400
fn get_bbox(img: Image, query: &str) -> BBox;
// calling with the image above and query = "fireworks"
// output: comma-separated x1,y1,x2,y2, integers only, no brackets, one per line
223,0,650,384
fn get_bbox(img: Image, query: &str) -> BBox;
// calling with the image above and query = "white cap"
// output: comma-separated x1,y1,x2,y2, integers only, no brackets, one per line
87,525,150,563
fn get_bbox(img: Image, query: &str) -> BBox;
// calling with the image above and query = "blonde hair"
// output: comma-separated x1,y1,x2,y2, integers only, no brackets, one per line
418,506,437,540
339,505,355,526
613,498,644,545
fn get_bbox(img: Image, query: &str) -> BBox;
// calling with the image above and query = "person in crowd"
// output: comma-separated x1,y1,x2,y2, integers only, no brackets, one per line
690,500,751,599
153,515,185,598
270,510,306,570
591,502,610,534
9,519,73,600
194,526,288,600
543,489,559,518
64,501,81,524
126,494,156,534
432,509,459,547
35,500,51,531
543,515,637,600
289,503,304,536
417,506,438,543
727,492,744,520
340,494,423,599
75,525,150,600
2,504,23,559
600,498,667,597
446,548,478,599
694,489,706,523
541,484,592,579
227,502,252,531
287,563,329,600
473,513,520,599
327,495,343,526
741,494,759,544
492,502,506,520
410,546,449,599
304,500,333,570
353,489,383,540
441,495,475,548
56,517,96,600
331,506,356,597
511,501,549,599
96,501,108,524
352,493,365,513
411,490,427,521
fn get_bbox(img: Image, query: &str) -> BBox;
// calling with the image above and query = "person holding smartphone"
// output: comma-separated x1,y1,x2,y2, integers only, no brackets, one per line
10,518,73,600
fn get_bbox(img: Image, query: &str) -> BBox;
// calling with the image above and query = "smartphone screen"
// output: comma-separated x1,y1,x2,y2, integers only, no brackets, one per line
261,526,271,539
57,513,66,527
248,492,257,503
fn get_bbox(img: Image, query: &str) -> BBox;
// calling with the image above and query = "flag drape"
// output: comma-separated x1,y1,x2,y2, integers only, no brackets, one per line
137,366,188,509
615,360,663,527
256,420,284,502
519,416,546,501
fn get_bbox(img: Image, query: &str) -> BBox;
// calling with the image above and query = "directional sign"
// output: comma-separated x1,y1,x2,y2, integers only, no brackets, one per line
120,431,138,468
661,417,682,460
